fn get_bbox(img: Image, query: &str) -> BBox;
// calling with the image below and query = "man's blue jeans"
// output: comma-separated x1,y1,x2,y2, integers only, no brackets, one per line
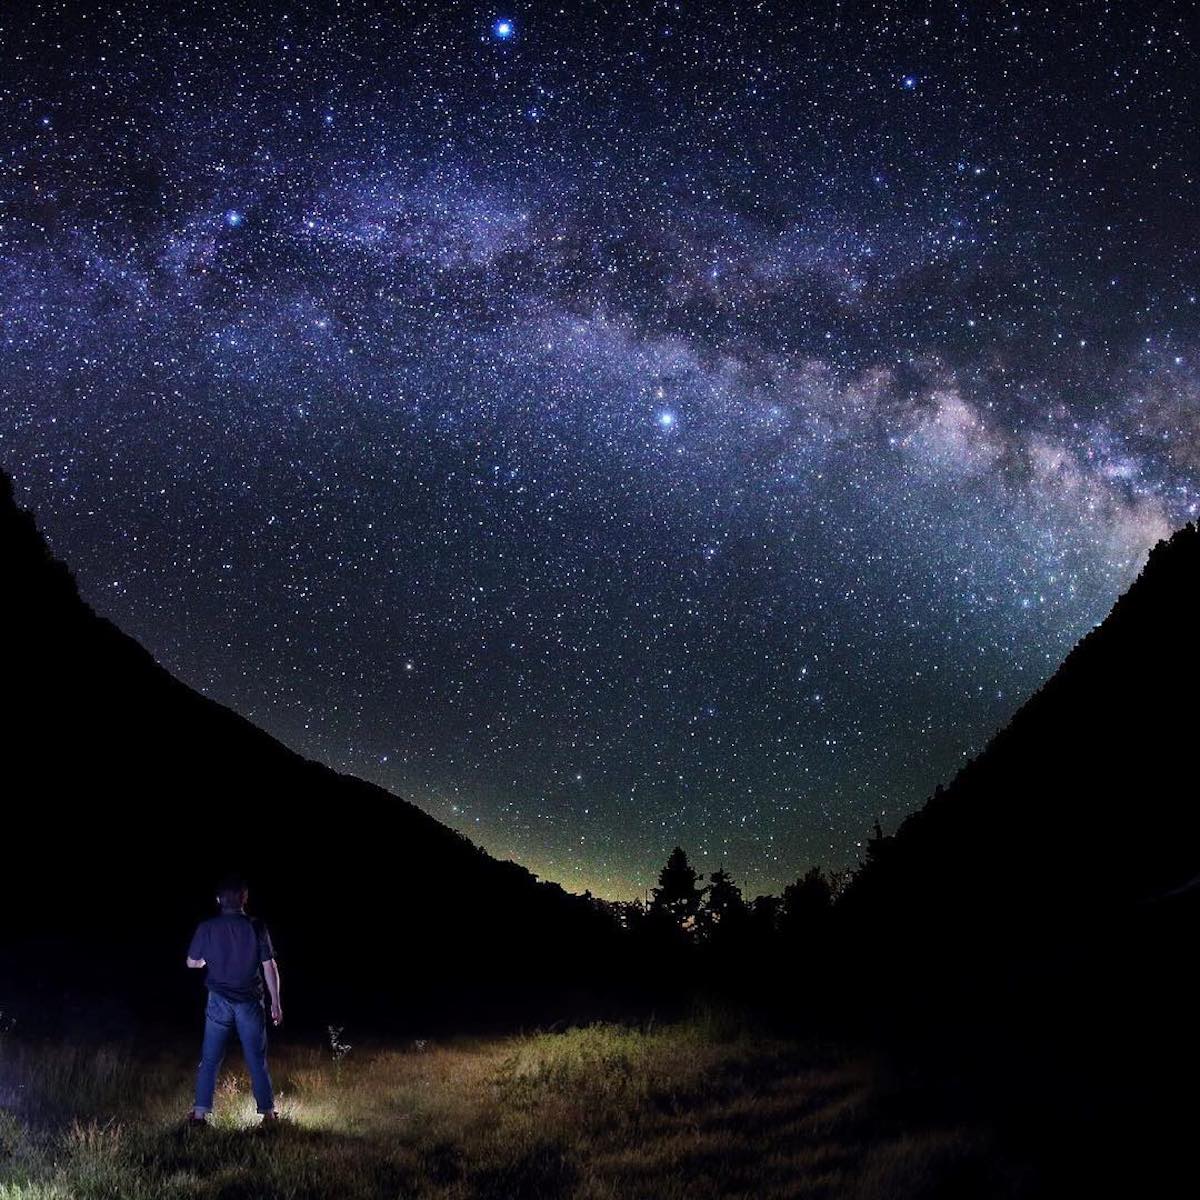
194,991,275,1115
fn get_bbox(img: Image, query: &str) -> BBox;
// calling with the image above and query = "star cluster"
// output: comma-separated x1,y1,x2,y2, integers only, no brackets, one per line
1,2,1197,898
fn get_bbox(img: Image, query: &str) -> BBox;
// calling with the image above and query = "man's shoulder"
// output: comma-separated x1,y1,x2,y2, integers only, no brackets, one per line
197,911,269,936
195,913,247,931
189,916,216,947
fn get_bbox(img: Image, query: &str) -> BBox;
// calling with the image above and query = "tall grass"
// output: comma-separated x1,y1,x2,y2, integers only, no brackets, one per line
0,1016,1028,1198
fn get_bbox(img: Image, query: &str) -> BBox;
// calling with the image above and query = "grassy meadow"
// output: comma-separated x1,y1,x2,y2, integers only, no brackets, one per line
0,1014,1030,1199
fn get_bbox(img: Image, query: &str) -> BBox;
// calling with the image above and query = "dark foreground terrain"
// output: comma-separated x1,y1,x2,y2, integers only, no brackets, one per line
0,1015,1038,1200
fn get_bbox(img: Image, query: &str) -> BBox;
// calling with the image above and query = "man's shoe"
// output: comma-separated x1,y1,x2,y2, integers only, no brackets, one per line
184,1112,209,1129
260,1111,283,1126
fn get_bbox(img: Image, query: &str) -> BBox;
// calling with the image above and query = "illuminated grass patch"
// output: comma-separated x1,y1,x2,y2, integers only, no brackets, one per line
0,1020,1020,1199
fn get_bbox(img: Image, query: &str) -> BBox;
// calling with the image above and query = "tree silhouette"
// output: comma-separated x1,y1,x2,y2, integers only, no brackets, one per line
780,867,833,941
649,846,704,932
696,864,748,942
749,893,781,934
864,818,891,865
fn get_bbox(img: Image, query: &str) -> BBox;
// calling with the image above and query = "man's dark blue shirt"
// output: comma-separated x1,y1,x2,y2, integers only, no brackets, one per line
188,910,275,1003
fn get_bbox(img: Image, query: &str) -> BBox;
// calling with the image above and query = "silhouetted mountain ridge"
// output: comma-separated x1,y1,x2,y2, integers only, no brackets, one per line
0,470,617,1029
827,525,1200,1192
842,520,1200,959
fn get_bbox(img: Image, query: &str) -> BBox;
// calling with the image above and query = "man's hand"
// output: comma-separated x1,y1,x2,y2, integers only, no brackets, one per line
186,957,206,969
263,958,283,1026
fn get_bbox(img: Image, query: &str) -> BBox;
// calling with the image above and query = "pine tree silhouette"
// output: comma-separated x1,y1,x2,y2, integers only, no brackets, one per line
648,846,704,932
696,864,748,942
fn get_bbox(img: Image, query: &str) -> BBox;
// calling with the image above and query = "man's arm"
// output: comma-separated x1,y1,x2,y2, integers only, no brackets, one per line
263,958,282,1025
186,923,207,969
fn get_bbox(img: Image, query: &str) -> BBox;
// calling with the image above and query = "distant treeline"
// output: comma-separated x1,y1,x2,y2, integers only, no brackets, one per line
583,844,858,949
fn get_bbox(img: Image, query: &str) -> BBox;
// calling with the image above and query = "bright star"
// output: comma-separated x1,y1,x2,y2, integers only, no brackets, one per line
901,74,918,89
657,411,676,428
492,18,514,40
224,210,244,227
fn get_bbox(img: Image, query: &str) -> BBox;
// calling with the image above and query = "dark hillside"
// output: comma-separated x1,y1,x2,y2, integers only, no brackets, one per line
834,524,1200,1193
0,470,618,1033
841,521,1200,957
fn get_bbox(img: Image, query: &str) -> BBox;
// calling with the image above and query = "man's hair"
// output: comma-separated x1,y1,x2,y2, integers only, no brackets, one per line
216,875,249,909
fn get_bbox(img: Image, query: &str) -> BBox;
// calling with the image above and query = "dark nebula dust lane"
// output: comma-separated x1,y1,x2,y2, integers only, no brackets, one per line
1,1,1197,897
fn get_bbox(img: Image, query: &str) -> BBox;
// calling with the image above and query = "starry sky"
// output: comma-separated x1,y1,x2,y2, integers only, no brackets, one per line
2,1,1198,899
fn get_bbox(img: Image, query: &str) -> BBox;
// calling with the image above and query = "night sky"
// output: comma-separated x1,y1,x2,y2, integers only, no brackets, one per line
2,2,1197,899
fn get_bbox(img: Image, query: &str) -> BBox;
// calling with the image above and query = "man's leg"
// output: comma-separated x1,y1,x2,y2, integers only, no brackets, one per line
193,993,233,1117
234,1000,276,1115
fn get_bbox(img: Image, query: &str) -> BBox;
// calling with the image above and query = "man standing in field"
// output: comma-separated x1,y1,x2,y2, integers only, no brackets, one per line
185,876,283,1125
